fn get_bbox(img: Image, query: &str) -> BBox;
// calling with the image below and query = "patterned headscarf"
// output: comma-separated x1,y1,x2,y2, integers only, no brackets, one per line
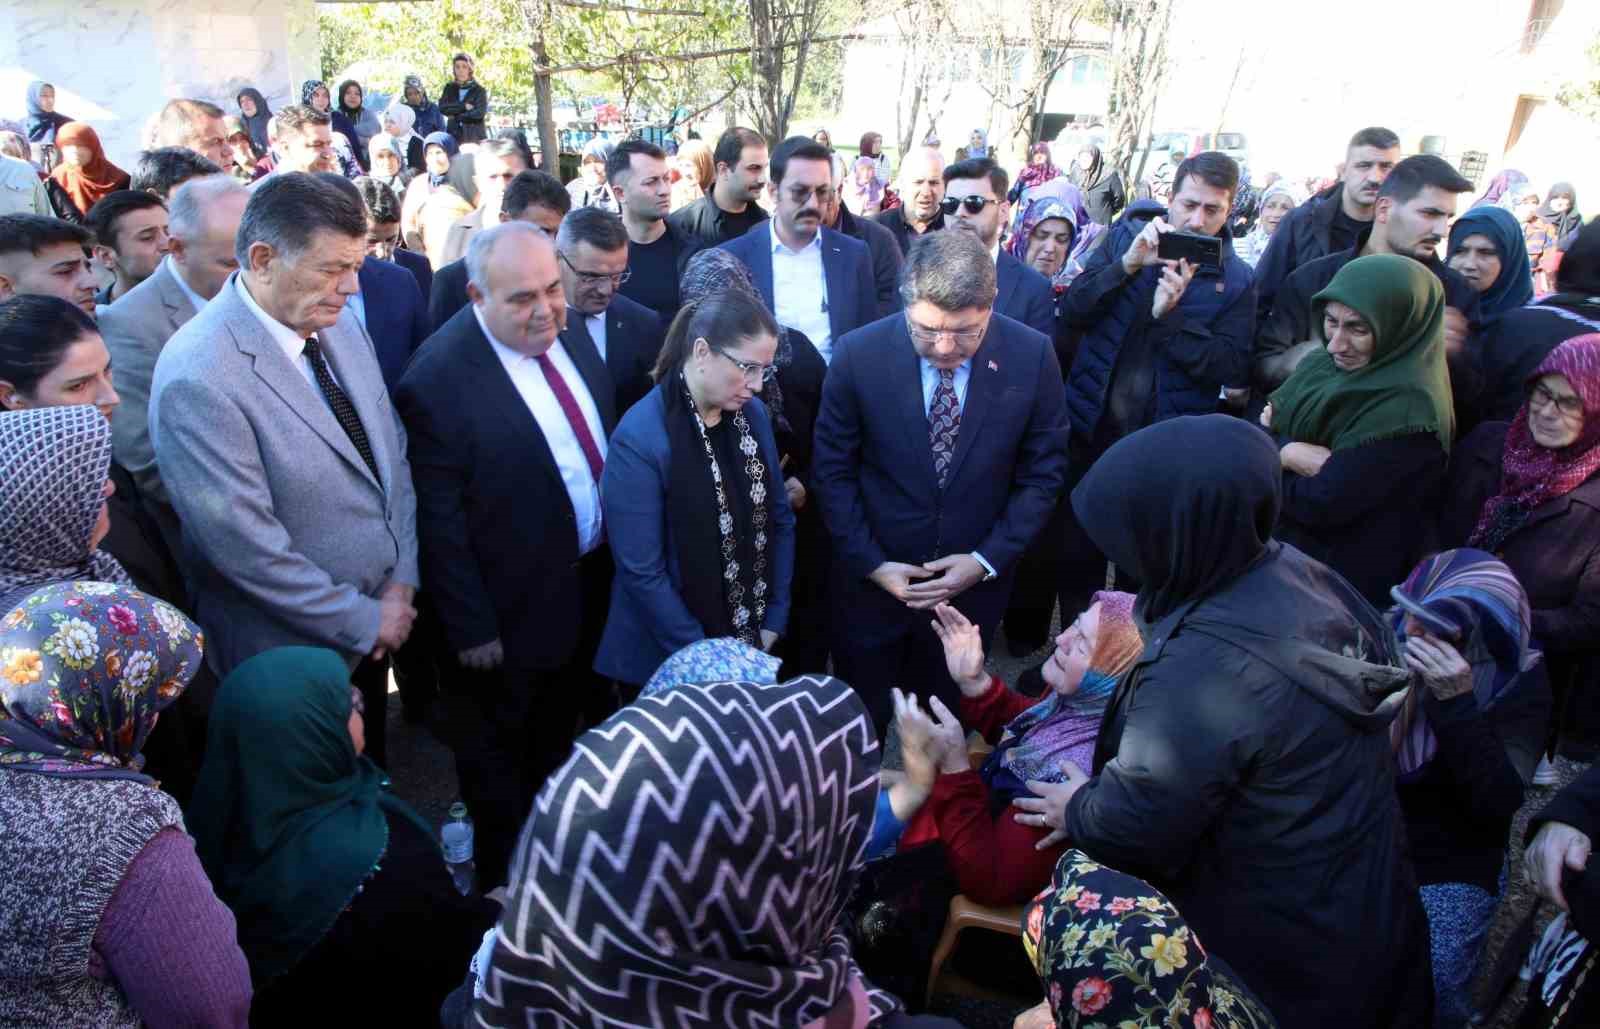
641,637,780,698
1006,197,1077,284
983,592,1142,802
477,675,900,1027
300,79,329,111
1016,142,1061,193
1386,549,1541,779
1475,169,1530,211
1471,335,1600,551
680,247,794,432
0,581,203,784
1022,850,1278,1028
0,407,131,613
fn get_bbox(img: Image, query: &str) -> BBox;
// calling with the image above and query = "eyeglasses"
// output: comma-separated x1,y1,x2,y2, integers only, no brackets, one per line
905,315,987,347
940,195,999,216
713,347,776,384
785,184,836,204
1529,381,1585,418
558,251,630,287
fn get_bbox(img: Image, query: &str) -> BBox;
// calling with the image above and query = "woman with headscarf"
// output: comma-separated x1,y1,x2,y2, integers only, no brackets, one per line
189,646,497,1024
0,580,252,1027
1441,335,1600,761
401,130,460,256
873,593,1142,906
1475,168,1530,211
301,79,363,176
1535,183,1584,294
335,79,381,161
235,86,273,154
475,669,960,1027
593,288,796,689
860,131,891,187
966,128,989,160
671,137,714,212
1008,142,1060,204
1013,413,1433,1028
366,132,412,196
401,74,446,137
1067,142,1125,226
222,115,265,184
677,249,827,675
1263,254,1454,606
566,137,619,213
1386,550,1549,1029
1017,850,1278,1029
24,80,72,144
380,101,426,172
46,122,128,222
1448,204,1536,322
845,154,885,218
1237,180,1303,269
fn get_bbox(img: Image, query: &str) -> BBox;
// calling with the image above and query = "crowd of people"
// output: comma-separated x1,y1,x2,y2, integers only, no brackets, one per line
4,60,1600,1029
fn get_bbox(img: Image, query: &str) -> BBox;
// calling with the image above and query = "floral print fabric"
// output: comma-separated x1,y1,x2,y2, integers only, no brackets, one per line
0,581,202,784
1022,850,1278,1028
641,636,780,698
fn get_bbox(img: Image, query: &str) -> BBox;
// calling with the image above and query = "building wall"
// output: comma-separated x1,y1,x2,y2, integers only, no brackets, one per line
0,0,320,166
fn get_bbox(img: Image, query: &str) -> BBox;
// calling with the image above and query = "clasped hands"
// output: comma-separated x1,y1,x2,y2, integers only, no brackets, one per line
869,554,985,610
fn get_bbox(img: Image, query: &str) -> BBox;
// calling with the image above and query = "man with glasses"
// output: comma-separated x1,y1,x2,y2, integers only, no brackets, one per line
942,156,1055,339
813,229,1068,731
439,138,529,265
555,207,662,413
719,135,877,364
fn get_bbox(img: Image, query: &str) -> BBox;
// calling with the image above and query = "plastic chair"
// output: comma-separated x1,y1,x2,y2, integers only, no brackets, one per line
924,894,1027,1005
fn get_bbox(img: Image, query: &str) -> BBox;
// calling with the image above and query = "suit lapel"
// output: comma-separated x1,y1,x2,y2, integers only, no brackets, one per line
995,252,1019,321
943,330,1003,489
155,262,195,326
461,315,568,495
752,233,776,312
821,227,848,342
558,310,618,435
319,313,391,491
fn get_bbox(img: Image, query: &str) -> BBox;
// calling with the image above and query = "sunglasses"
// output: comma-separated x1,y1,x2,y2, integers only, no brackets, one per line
940,195,999,216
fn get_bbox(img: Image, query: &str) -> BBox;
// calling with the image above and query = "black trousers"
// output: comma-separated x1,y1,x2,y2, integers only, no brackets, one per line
390,592,444,722
1002,495,1069,652
774,502,832,678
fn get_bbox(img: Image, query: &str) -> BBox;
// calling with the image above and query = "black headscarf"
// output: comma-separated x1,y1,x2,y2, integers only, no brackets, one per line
1539,182,1582,243
1071,415,1280,623
1070,143,1105,191
236,88,273,153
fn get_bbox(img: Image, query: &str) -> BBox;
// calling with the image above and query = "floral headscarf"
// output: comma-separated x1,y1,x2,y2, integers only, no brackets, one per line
0,581,202,784
1471,334,1600,551
641,637,780,698
1016,142,1061,193
0,406,131,613
680,247,796,432
1022,850,1278,1028
300,79,329,111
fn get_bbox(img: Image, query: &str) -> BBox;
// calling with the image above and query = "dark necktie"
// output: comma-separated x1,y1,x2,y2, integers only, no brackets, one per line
535,352,605,482
303,336,379,482
928,368,962,489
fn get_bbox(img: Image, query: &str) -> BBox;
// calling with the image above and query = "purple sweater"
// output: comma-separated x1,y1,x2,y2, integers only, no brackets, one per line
89,828,252,1028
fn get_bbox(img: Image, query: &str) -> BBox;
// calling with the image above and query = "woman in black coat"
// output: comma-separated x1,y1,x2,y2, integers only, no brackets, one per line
1440,334,1600,756
1015,414,1433,1029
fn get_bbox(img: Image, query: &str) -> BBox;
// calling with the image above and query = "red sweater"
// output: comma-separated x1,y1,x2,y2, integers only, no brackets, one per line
899,676,1065,905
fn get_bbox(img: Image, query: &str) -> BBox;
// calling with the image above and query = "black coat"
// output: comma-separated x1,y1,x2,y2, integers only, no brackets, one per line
1077,170,1126,226
558,294,663,416
1273,431,1448,607
428,257,470,333
1251,183,1353,319
1474,296,1600,423
873,206,945,257
836,205,904,316
437,81,488,144
1440,422,1600,700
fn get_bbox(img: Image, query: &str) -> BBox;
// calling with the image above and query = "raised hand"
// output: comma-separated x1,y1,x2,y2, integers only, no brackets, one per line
930,603,990,697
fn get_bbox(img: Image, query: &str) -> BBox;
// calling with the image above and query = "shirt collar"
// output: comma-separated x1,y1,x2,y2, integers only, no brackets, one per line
989,240,1001,264
166,255,207,313
235,275,315,362
770,219,822,256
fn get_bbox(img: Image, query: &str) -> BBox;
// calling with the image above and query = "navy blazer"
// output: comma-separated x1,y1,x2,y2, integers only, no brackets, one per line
358,255,431,393
428,258,471,335
559,293,664,416
996,249,1056,340
393,246,433,304
718,222,878,349
594,384,796,686
812,311,1068,643
394,305,619,672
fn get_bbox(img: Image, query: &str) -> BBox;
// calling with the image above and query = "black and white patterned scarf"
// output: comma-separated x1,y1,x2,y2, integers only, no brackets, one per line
475,675,902,1027
0,406,130,612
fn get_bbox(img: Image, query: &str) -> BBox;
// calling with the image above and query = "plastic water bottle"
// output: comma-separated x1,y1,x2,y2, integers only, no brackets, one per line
441,802,475,896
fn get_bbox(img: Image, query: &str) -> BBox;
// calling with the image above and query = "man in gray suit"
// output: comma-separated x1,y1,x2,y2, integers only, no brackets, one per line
151,172,418,758
100,174,248,558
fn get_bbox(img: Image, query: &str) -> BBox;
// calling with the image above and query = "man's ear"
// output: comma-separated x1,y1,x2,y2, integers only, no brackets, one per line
92,244,117,273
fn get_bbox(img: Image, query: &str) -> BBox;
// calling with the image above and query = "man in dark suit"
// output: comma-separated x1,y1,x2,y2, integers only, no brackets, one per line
719,135,876,365
555,207,663,414
395,221,618,888
942,156,1055,339
354,249,430,393
437,138,528,266
821,156,903,315
813,230,1068,729
429,169,569,332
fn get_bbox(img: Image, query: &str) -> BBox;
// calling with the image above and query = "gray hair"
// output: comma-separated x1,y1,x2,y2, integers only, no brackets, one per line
168,174,248,241
235,172,368,267
899,230,998,311
466,220,551,291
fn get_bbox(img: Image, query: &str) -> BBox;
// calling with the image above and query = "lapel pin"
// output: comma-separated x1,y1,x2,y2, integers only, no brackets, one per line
987,359,999,372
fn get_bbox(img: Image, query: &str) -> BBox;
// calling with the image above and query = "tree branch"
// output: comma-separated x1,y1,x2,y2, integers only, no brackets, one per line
555,0,704,14
534,31,864,74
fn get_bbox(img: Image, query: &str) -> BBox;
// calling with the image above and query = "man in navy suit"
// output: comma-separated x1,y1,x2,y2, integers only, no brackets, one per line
942,156,1055,340
395,221,619,888
555,207,663,414
719,136,877,364
348,178,431,392
813,230,1068,729
429,170,569,332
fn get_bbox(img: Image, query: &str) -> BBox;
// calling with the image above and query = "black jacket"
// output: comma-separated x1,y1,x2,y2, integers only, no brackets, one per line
437,81,488,144
835,205,904,315
428,258,470,333
1474,295,1600,423
559,294,664,416
666,193,767,248
1077,170,1126,226
1251,183,1361,319
873,206,945,257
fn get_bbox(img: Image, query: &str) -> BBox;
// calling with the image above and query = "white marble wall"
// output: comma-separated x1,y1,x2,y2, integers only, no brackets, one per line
0,0,320,166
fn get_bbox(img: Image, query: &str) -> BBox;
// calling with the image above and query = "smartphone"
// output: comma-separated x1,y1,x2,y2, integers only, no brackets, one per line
1157,231,1222,268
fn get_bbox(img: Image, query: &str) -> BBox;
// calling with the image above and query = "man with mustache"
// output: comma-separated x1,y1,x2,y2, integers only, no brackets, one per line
1253,155,1479,398
718,136,877,365
1254,126,1400,318
876,146,947,256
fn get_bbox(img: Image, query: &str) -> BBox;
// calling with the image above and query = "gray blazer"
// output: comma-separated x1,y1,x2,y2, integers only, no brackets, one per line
149,274,419,675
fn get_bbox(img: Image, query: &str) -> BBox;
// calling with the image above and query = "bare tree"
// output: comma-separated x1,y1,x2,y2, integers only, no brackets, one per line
884,0,959,157
973,3,1098,152
1104,0,1176,186
746,0,847,142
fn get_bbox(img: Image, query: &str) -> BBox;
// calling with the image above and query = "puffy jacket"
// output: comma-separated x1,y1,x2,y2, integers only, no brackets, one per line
1060,200,1256,445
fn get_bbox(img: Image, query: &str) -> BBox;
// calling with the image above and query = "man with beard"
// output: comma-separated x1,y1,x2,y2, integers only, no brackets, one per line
606,138,699,321
876,146,946,255
668,126,768,247
259,106,339,179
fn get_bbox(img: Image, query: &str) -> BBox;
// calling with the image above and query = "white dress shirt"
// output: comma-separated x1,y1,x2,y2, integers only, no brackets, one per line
586,311,608,361
475,307,607,554
235,277,344,399
166,255,207,314
770,222,834,363
346,290,367,332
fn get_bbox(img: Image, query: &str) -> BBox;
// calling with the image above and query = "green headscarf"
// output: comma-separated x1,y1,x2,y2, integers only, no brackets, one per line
1269,253,1455,454
187,646,435,984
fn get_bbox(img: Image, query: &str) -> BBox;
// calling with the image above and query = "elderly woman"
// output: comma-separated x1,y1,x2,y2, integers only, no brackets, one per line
235,87,273,153
190,647,497,1024
381,100,426,173
1441,334,1600,760
1448,204,1535,321
475,669,959,1028
1238,180,1301,268
47,122,128,222
0,580,251,1026
1263,254,1454,606
24,80,72,144
594,288,796,688
566,137,619,213
1068,143,1125,225
1016,413,1433,1027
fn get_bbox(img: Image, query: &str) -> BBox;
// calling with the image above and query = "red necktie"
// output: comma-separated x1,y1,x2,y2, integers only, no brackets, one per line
534,352,605,482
